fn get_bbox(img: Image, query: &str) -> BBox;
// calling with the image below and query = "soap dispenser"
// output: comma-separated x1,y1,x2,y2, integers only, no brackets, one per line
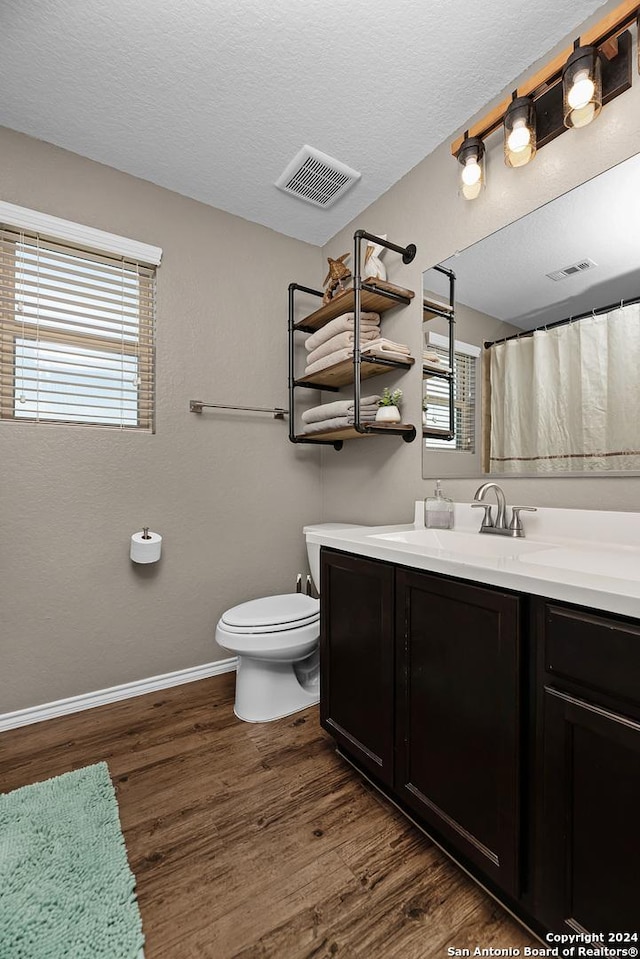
424,479,454,529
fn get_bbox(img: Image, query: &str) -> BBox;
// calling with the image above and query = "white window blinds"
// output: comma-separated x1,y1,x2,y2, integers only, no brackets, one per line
424,338,478,453
0,214,158,431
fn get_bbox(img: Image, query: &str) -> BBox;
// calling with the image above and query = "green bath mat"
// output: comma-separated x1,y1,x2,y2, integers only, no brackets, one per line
0,761,144,959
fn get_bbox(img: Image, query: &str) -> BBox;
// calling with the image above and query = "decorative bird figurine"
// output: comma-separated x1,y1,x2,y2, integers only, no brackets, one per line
323,252,351,304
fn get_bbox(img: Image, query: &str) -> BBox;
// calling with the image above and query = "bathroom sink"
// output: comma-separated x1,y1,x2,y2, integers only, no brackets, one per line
369,528,554,560
524,544,640,581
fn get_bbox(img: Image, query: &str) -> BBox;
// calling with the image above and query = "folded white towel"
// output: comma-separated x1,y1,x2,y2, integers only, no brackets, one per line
301,395,381,425
302,411,378,434
361,337,411,356
423,351,451,373
364,347,413,363
306,329,379,366
305,312,380,352
304,347,354,377
304,340,413,377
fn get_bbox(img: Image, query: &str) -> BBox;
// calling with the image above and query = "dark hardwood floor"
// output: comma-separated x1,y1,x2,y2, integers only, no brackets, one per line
1,673,538,958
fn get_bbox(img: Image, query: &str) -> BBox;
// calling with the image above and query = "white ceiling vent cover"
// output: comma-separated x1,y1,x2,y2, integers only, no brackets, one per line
546,258,598,282
276,145,361,208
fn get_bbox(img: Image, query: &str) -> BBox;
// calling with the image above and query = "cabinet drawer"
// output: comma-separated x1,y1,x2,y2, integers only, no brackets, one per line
542,603,640,708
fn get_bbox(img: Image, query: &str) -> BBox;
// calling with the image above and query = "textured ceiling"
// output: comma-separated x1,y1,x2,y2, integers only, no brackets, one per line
1,0,607,245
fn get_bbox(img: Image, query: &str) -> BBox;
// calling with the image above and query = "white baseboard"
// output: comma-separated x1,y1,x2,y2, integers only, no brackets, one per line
0,658,238,733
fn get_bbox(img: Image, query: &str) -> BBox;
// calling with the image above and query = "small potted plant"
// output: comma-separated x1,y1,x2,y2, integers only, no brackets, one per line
376,387,403,423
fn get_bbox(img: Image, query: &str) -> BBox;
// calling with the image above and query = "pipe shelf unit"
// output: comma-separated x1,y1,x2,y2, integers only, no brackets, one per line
289,230,417,451
422,265,456,441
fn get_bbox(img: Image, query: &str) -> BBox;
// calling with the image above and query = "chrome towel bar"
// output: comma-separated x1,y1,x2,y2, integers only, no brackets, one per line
190,400,287,419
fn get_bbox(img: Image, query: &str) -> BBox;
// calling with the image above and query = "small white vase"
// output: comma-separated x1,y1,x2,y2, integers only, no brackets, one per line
375,405,401,423
363,238,387,281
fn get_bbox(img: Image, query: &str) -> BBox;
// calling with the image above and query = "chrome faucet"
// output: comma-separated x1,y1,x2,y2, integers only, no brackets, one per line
472,482,536,537
473,482,507,529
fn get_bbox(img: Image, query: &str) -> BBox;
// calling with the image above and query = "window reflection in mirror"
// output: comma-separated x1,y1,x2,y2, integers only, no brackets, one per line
422,151,640,479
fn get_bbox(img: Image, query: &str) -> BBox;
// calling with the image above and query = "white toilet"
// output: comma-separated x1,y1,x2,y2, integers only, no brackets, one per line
215,523,356,723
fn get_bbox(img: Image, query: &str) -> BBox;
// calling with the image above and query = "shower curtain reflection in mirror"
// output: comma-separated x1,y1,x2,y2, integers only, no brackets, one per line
486,303,640,473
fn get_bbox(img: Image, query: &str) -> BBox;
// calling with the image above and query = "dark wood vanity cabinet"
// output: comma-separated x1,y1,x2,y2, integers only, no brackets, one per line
535,601,640,934
320,547,640,939
319,550,395,787
395,568,522,896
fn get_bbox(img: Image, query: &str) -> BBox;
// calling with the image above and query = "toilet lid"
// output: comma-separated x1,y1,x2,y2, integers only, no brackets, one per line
221,593,319,631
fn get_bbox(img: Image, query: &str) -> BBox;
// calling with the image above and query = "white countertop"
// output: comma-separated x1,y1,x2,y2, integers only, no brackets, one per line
306,502,640,619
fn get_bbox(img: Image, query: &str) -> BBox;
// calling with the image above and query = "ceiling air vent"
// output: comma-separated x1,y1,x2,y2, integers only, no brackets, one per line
276,145,361,208
546,258,597,282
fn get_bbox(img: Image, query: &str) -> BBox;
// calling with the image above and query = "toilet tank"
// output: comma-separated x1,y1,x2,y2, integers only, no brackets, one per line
303,524,362,593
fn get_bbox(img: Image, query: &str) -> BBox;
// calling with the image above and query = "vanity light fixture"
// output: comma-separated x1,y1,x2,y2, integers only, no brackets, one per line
450,0,637,197
504,94,537,167
562,43,603,128
456,135,485,200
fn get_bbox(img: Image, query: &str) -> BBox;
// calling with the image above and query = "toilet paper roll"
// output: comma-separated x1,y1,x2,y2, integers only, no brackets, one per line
130,530,162,564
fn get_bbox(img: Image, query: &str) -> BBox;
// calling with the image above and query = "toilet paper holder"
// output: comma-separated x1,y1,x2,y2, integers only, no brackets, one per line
130,527,162,564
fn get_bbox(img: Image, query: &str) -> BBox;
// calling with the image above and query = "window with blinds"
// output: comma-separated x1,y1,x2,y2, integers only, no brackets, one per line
0,224,156,430
424,343,477,452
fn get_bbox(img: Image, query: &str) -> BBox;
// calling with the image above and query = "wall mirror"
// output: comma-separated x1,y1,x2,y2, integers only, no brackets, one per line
422,150,640,479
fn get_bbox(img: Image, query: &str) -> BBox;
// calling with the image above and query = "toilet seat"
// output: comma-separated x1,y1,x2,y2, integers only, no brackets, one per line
221,593,319,634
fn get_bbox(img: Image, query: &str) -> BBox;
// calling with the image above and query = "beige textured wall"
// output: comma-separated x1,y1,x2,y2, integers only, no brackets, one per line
320,20,640,524
0,127,322,713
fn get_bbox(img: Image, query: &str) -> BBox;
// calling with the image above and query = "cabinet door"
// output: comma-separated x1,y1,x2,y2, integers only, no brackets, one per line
537,687,640,933
320,550,395,787
396,568,521,895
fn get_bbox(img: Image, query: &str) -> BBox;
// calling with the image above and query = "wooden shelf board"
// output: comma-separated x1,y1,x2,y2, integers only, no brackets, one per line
423,295,453,321
423,306,454,321
423,365,453,379
296,355,414,390
295,279,415,333
423,427,455,438
296,422,415,443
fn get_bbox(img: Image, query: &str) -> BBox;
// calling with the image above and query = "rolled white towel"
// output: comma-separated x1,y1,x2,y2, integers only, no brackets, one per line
305,312,380,352
306,329,380,366
302,395,381,425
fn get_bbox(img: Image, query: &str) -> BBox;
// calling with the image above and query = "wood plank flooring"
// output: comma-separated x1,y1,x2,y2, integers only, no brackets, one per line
1,674,539,958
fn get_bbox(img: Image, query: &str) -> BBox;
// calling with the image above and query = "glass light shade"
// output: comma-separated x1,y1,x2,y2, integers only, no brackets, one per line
461,157,481,186
504,96,537,168
456,136,485,200
562,46,602,128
